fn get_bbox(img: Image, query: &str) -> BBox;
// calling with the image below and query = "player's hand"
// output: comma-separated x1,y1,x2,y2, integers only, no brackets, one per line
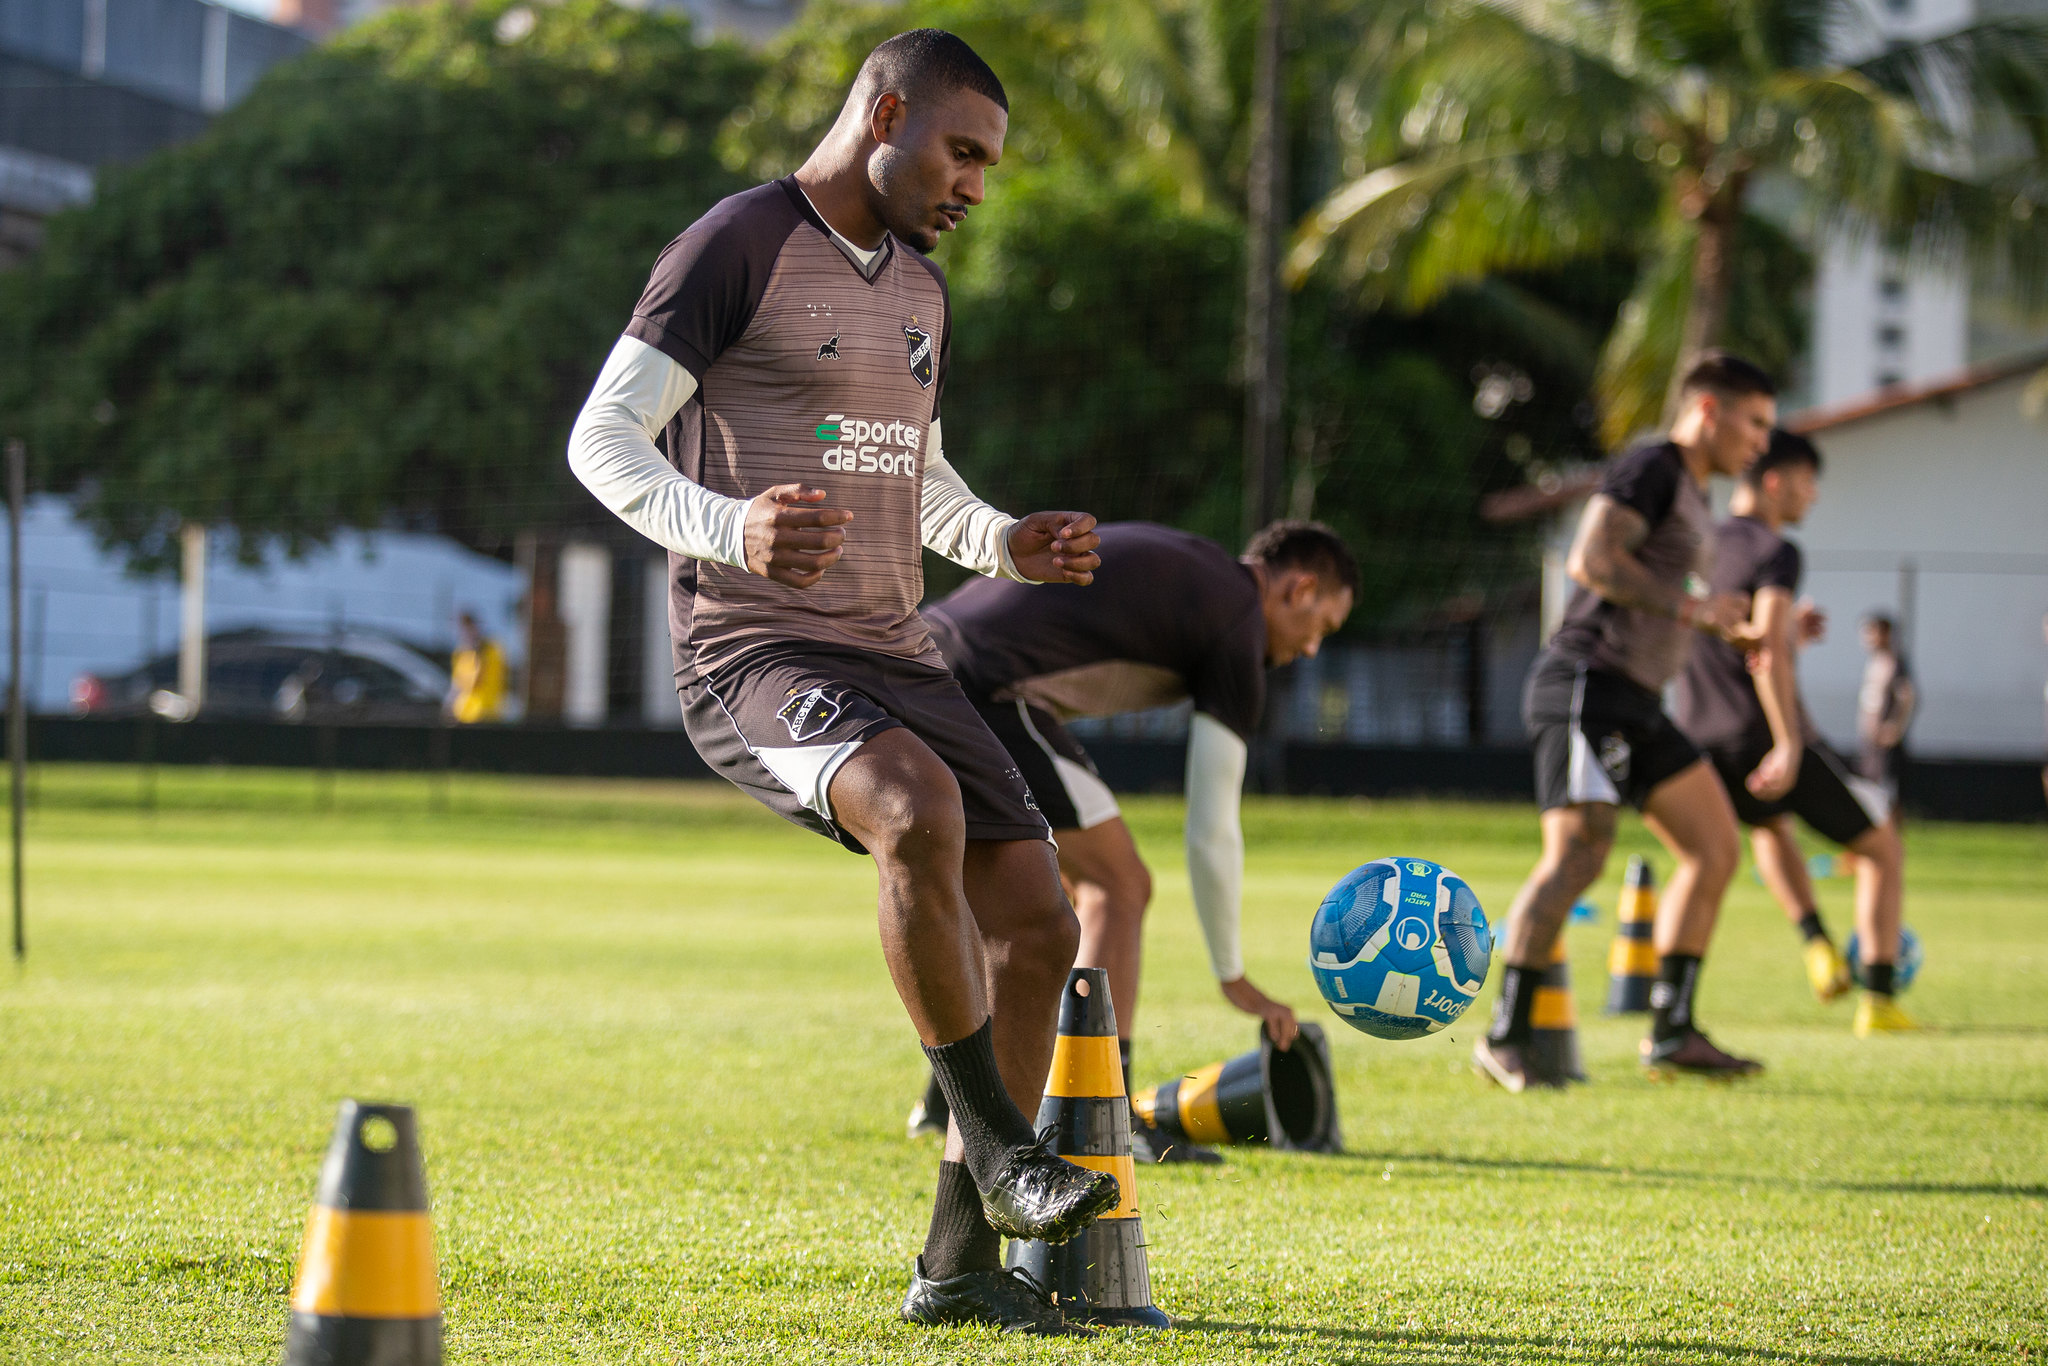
1688,592,1755,645
1220,975,1299,1050
1007,512,1101,585
1748,742,1802,801
1795,598,1827,646
743,484,852,589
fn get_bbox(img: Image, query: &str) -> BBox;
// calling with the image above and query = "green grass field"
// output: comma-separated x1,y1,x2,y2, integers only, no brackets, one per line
2,764,2044,1364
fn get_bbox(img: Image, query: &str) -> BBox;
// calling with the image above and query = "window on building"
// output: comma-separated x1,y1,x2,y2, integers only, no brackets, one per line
1876,372,1903,389
1879,276,1906,302
1883,0,1913,15
1878,324,1905,349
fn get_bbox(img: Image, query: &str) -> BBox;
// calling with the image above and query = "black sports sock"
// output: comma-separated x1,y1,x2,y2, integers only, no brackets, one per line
918,1068,950,1128
1486,965,1544,1045
1118,1039,1134,1099
921,1018,1039,1191
1650,954,1702,1043
921,1160,1002,1279
1865,961,1896,996
1795,910,1829,944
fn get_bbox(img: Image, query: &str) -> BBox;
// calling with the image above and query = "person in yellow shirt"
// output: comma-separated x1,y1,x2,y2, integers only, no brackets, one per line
447,611,507,724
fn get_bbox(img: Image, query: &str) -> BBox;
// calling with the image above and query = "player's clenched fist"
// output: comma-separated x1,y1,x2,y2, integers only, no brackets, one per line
1007,511,1102,585
744,484,853,589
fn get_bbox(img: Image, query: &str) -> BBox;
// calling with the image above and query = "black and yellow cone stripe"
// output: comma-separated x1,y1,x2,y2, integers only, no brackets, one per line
283,1101,440,1366
1131,1023,1341,1154
1007,968,1169,1329
1530,933,1588,1084
1605,855,1659,1014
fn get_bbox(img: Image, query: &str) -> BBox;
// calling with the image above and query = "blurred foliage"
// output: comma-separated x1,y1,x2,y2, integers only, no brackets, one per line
1290,0,2048,444
0,0,757,567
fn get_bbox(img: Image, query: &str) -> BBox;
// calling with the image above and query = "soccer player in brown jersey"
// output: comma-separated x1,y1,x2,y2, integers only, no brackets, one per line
1472,353,1774,1090
902,520,1357,1164
568,31,1120,1335
1673,430,1916,1036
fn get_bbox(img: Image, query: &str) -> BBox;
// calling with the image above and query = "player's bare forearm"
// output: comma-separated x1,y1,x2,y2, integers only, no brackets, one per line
1565,497,1683,616
1220,975,1299,1049
1750,588,1801,753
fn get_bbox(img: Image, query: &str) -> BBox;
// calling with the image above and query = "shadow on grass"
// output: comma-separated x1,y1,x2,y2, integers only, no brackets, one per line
1323,1150,2048,1200
1178,1318,1923,1366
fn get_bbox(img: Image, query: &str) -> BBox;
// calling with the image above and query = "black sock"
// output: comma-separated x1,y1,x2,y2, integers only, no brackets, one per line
1119,1039,1134,1098
1487,965,1544,1045
920,1018,1038,1191
921,1160,1001,1279
1650,954,1702,1043
918,1069,950,1127
1865,962,1896,996
1795,910,1829,944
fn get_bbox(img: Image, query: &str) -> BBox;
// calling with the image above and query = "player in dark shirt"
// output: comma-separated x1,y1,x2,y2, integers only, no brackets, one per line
905,521,1356,1163
1474,353,1774,1091
566,31,1118,1335
1673,430,1916,1036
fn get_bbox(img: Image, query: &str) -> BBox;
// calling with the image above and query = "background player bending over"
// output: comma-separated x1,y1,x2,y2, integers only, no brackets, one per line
567,30,1119,1336
1474,352,1773,1091
1672,429,1916,1036
906,520,1356,1164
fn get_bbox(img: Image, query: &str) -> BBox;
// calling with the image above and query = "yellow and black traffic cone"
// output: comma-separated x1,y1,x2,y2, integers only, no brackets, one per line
1006,968,1169,1329
1605,855,1659,1014
283,1101,440,1365
1131,1023,1341,1154
1529,932,1588,1083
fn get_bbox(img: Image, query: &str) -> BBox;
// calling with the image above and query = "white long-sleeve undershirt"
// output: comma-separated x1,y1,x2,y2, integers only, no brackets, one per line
1184,710,1250,982
566,335,1028,581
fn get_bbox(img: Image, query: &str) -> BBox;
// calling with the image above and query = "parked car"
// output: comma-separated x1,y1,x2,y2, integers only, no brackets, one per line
71,629,451,724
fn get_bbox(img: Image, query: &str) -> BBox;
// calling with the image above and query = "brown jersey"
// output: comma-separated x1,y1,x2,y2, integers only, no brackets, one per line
624,178,952,683
1547,440,1713,692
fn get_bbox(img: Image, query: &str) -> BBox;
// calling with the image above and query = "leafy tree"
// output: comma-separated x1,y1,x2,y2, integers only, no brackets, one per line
1288,0,2048,444
0,0,758,566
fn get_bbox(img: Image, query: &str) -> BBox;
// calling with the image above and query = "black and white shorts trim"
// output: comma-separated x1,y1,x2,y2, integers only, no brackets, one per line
1526,653,1702,812
1707,739,1890,846
972,696,1122,833
679,642,1051,853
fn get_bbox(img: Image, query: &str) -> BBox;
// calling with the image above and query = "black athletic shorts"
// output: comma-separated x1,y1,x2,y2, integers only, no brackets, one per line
679,641,1051,853
1707,738,1890,846
1525,652,1701,811
969,695,1122,833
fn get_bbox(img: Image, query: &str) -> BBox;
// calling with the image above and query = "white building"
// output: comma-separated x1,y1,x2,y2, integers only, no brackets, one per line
1789,353,2048,759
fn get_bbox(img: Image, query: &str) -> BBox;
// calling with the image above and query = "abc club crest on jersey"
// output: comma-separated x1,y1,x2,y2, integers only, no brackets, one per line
904,324,934,389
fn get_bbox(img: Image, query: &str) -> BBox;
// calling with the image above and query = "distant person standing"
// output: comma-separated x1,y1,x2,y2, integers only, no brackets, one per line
447,612,507,723
1855,612,1914,805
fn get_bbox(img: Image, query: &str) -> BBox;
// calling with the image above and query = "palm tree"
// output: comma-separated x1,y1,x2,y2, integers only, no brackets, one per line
1286,0,2048,445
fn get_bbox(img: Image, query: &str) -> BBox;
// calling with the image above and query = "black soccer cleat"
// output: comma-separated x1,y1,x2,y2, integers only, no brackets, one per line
900,1257,1090,1336
978,1128,1120,1245
1641,1027,1764,1079
1130,1111,1224,1165
1472,1035,1566,1092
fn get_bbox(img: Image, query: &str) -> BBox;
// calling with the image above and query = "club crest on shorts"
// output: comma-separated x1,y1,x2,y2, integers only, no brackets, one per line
1598,733,1632,783
904,324,934,388
777,686,840,742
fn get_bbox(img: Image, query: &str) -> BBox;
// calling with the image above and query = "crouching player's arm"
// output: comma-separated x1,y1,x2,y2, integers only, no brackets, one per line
1185,712,1300,1048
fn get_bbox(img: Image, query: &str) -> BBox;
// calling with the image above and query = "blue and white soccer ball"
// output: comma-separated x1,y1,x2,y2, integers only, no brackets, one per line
1307,857,1493,1040
1845,925,1923,993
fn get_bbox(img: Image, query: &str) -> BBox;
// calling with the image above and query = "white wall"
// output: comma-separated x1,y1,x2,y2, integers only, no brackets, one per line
1794,372,2048,758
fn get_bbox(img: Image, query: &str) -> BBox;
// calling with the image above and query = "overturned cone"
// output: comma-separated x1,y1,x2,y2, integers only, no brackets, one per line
283,1101,440,1366
1605,855,1659,1014
1007,967,1169,1329
1132,1022,1341,1154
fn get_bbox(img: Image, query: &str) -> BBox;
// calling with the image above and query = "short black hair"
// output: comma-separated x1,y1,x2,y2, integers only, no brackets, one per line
1245,519,1358,596
1679,350,1777,402
855,29,1007,113
1743,427,1823,487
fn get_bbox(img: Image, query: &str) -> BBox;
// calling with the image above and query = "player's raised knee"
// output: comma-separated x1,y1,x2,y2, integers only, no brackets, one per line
836,730,966,864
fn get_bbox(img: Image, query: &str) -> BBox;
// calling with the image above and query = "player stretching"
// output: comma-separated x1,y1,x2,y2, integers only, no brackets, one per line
1473,353,1774,1090
1672,430,1915,1035
904,520,1357,1164
568,31,1116,1335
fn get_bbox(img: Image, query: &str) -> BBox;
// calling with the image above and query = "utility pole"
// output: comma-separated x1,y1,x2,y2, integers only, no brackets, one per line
1242,0,1288,542
179,521,208,711
8,438,25,961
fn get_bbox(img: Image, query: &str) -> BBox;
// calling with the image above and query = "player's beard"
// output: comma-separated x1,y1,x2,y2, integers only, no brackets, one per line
869,144,943,253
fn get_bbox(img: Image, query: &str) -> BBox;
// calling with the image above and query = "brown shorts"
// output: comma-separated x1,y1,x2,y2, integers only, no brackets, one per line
679,641,1051,853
